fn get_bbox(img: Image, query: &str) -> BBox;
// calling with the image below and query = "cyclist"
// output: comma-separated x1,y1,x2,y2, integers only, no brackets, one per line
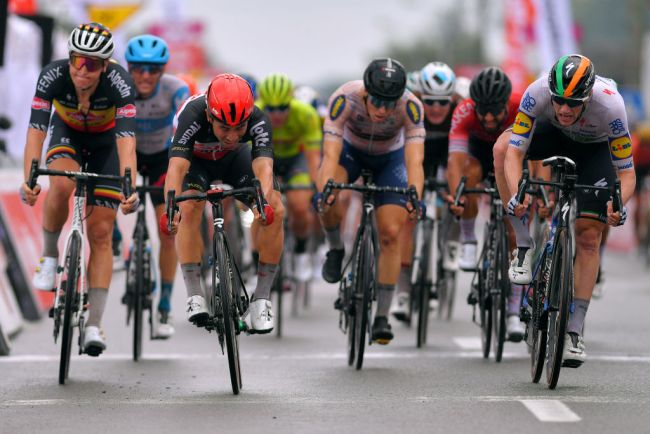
257,73,323,282
391,61,459,320
316,57,425,344
445,66,526,340
119,34,190,338
162,73,284,333
495,54,634,365
21,23,138,356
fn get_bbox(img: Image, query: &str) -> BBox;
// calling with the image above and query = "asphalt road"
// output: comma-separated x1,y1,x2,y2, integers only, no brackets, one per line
2,248,650,434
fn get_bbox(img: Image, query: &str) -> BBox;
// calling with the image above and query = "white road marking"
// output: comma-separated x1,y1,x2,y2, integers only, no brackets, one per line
520,399,581,422
453,337,482,350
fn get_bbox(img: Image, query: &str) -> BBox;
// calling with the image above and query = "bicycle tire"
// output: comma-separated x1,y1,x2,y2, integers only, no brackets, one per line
355,225,373,370
0,323,10,355
443,270,456,321
132,227,145,361
214,232,242,395
478,227,492,359
546,228,572,389
530,266,547,383
274,260,284,338
416,220,434,348
59,234,81,385
492,221,508,363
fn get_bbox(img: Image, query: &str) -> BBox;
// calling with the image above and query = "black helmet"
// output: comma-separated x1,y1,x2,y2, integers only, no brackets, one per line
469,66,512,108
548,54,595,100
363,58,407,101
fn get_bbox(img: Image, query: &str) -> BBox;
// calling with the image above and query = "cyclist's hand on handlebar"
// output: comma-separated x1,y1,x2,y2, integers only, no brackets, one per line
120,192,139,215
406,199,426,220
507,193,529,217
20,182,41,206
252,201,274,226
314,190,336,213
446,193,464,217
159,210,181,235
606,201,627,227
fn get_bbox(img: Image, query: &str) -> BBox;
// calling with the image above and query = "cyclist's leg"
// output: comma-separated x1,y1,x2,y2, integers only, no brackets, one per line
33,117,80,290
392,218,415,320
319,142,355,283
457,146,484,270
84,140,122,353
177,160,209,322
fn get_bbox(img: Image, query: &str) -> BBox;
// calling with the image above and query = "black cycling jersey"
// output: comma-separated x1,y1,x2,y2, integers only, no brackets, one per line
423,108,453,176
169,95,274,162
29,59,136,138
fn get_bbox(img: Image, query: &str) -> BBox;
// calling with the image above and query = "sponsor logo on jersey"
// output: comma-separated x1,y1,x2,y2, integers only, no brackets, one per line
329,95,346,120
610,135,632,160
521,92,536,112
177,121,201,145
406,100,421,124
512,111,534,137
107,69,133,99
603,89,615,95
31,97,51,111
116,104,136,118
37,66,63,93
250,120,270,147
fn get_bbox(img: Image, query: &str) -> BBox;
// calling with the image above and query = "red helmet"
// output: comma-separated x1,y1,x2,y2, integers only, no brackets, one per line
206,74,254,126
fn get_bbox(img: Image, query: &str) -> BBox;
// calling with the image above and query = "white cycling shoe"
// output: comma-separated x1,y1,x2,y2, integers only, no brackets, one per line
156,312,175,338
562,332,586,368
506,315,525,342
246,298,274,334
32,256,57,291
83,326,106,357
390,292,411,322
186,295,209,324
293,252,313,283
459,242,477,271
509,246,534,285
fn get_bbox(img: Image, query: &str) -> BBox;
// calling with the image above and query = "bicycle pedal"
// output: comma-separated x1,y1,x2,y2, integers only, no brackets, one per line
48,307,55,318
562,359,584,369
466,292,478,305
84,346,104,357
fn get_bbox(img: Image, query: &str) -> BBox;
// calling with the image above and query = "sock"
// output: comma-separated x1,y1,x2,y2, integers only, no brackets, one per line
294,237,308,254
375,283,395,318
112,223,122,242
86,288,109,327
397,263,411,295
325,225,344,250
507,214,533,248
459,218,477,244
253,262,278,300
252,251,259,273
567,298,590,335
158,281,173,313
508,284,523,315
43,228,61,258
181,263,203,298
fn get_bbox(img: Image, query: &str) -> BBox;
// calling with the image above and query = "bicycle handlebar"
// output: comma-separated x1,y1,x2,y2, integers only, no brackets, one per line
167,178,268,232
27,158,128,189
320,178,419,214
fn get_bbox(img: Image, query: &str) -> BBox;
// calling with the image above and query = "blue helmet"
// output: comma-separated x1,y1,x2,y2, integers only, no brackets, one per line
125,34,169,64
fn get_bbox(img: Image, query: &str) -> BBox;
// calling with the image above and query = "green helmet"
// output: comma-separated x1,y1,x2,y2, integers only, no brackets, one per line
259,73,294,106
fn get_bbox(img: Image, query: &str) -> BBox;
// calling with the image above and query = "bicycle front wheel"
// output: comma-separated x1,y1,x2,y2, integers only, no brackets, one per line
354,226,374,370
492,221,508,363
416,220,434,348
214,233,242,395
132,229,145,362
59,233,81,385
546,228,572,389
273,258,284,338
530,271,547,383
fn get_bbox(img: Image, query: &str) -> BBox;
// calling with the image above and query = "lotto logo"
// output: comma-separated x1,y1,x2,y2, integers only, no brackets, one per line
31,97,51,111
116,104,136,118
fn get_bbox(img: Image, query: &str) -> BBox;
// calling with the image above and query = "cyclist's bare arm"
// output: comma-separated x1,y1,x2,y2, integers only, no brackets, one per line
164,156,191,199
21,128,47,204
317,135,343,192
405,140,424,198
252,156,274,200
305,148,321,183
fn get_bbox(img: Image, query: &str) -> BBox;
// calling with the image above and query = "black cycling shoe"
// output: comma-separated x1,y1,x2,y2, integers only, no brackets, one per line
371,316,393,345
322,248,345,283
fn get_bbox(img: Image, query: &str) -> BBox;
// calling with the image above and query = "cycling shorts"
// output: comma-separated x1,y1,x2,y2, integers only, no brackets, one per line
274,153,311,186
137,149,168,206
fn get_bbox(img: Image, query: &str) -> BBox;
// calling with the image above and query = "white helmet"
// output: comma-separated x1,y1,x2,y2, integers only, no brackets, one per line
294,85,319,106
68,23,114,59
420,62,456,97
406,71,422,94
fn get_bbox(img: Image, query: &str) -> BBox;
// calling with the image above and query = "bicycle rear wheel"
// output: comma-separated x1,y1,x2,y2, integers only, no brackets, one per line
354,226,373,370
132,229,144,361
530,273,547,383
416,220,433,348
272,259,284,338
478,229,492,359
546,228,572,389
59,234,81,385
214,233,242,394
441,270,456,321
492,221,508,362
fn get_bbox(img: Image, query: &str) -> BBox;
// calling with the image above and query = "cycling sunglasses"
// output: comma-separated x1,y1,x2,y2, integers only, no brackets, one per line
129,64,165,75
265,104,290,112
69,54,104,72
368,95,397,109
551,95,587,108
475,104,505,117
422,97,451,107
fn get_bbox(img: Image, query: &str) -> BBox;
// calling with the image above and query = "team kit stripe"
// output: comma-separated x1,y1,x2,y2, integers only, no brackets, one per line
564,57,590,97
46,145,76,160
554,55,568,95
94,187,122,201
